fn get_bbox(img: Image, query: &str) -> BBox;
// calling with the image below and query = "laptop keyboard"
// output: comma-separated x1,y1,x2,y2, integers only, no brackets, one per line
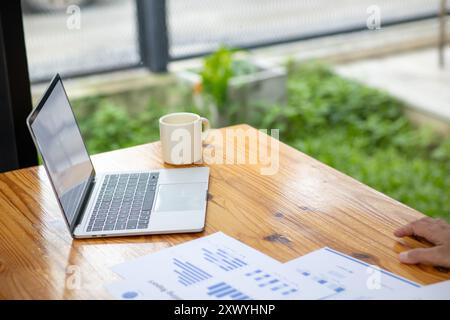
87,172,159,232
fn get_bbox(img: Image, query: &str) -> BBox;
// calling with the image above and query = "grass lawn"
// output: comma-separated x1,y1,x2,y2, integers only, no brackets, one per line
73,62,450,220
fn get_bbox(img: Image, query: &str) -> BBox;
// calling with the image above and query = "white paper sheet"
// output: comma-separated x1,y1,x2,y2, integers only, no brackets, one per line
383,280,450,300
283,247,422,300
410,280,450,300
106,232,335,300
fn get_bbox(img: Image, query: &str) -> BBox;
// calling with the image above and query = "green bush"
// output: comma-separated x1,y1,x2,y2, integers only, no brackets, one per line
74,62,449,220
77,99,166,154
200,46,235,110
263,62,450,219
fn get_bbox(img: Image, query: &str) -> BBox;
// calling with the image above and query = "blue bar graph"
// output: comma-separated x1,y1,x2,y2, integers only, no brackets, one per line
173,258,212,286
202,247,247,271
207,282,251,300
245,268,299,297
297,268,346,294
282,288,298,295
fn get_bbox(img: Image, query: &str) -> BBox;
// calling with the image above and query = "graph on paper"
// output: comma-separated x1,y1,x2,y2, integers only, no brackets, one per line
207,282,251,300
245,269,299,297
202,247,248,271
173,258,212,287
109,232,336,300
297,268,346,293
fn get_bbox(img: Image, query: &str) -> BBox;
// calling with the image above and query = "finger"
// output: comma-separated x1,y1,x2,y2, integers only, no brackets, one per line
394,218,436,241
394,223,414,237
399,247,449,267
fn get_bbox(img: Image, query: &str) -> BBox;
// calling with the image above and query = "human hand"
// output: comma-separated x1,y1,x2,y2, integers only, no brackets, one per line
394,217,450,268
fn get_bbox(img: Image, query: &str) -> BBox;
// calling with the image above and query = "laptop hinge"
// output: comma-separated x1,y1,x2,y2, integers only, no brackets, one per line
70,173,97,234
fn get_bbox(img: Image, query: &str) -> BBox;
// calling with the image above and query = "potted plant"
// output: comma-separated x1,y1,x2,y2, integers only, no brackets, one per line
177,46,286,127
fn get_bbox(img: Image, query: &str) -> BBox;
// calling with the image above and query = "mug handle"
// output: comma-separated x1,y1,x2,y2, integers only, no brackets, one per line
201,117,210,140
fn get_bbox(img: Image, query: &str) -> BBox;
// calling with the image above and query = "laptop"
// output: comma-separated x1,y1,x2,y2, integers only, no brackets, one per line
27,74,209,238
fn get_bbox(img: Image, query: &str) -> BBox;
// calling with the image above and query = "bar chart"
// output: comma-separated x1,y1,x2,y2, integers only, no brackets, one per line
202,247,248,271
245,269,299,297
298,268,346,293
207,282,251,300
173,258,212,287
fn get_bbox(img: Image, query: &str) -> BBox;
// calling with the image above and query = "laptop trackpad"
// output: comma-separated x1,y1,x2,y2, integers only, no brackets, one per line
154,183,207,212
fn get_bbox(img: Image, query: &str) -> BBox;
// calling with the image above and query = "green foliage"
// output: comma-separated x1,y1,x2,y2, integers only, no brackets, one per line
74,61,449,220
294,129,450,219
262,62,450,219
199,46,258,111
200,46,235,110
77,99,166,154
78,100,135,152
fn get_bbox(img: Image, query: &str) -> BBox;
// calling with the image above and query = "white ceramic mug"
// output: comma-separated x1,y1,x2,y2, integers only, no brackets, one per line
159,112,210,165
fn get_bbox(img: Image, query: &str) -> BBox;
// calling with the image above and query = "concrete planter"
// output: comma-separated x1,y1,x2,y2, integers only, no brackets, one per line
177,59,286,126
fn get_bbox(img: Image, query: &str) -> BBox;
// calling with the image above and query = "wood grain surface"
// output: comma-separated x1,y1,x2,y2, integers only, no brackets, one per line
0,124,448,299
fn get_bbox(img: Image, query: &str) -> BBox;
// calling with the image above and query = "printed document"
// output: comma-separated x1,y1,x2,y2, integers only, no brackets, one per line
283,247,421,299
106,232,334,300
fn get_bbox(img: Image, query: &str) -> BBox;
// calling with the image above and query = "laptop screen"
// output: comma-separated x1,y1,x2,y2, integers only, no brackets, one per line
29,77,94,230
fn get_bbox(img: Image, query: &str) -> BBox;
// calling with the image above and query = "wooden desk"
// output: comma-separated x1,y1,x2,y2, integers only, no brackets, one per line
0,124,448,299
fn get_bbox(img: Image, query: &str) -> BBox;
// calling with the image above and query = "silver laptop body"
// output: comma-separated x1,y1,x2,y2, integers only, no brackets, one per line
27,74,209,239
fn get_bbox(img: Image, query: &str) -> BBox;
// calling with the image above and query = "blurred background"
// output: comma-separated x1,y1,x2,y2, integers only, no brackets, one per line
13,0,450,218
